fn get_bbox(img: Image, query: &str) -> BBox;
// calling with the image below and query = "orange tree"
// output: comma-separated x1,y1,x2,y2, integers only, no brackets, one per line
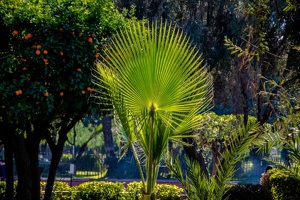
0,0,131,199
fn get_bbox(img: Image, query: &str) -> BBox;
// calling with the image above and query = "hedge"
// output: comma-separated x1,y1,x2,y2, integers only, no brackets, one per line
35,181,183,200
268,169,300,200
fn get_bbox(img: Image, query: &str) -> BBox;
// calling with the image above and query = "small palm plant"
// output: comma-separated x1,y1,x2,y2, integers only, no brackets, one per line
94,21,213,199
167,121,260,200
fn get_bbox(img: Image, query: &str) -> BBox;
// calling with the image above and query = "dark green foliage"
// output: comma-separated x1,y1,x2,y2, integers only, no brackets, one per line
75,155,100,172
223,184,272,200
269,169,300,200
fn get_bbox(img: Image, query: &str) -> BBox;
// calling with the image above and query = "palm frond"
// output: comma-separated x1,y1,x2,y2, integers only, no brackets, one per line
214,122,260,199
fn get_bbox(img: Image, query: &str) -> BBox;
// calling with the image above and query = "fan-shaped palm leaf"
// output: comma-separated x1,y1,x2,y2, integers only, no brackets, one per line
94,20,213,199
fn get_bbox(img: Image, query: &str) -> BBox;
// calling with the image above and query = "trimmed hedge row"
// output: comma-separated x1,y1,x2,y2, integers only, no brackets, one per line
0,181,183,200
2,169,300,200
40,181,183,200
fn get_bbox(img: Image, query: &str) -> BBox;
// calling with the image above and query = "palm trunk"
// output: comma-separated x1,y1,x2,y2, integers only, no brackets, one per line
144,107,158,200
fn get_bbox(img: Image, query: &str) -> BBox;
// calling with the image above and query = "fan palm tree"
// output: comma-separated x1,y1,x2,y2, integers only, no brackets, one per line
94,20,213,200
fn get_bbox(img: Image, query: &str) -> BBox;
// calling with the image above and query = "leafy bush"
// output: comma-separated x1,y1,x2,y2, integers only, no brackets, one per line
41,181,73,200
0,181,17,200
155,184,183,200
126,181,183,200
223,184,272,200
0,182,6,200
73,181,127,200
126,181,143,200
269,169,300,200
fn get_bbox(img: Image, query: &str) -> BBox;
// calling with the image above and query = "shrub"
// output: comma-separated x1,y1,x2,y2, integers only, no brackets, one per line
0,181,17,200
223,184,272,200
41,181,73,200
73,181,127,200
126,181,183,200
155,184,183,200
269,169,300,200
126,181,143,200
0,182,5,200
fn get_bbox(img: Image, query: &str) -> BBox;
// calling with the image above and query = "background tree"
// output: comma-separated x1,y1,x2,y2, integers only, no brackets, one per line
0,0,130,199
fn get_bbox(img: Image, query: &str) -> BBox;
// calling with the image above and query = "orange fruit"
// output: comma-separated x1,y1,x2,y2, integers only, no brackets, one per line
12,30,18,36
87,87,91,91
59,27,63,32
1,105,5,109
59,91,64,97
24,35,29,40
60,51,64,56
35,50,41,55
91,33,96,37
78,33,82,38
16,90,22,95
36,45,42,49
71,31,75,35
76,68,81,72
27,33,32,39
81,90,86,95
23,67,27,71
94,54,100,58
32,45,37,49
35,101,40,105
87,37,93,43
43,50,48,55
44,59,49,65
22,58,27,62
105,55,109,61
44,91,49,97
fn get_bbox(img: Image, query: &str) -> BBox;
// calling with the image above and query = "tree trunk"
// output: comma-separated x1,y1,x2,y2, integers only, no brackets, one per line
43,145,65,200
102,114,117,177
102,114,115,157
44,127,69,200
182,137,209,178
211,140,220,176
27,134,41,200
13,135,32,200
